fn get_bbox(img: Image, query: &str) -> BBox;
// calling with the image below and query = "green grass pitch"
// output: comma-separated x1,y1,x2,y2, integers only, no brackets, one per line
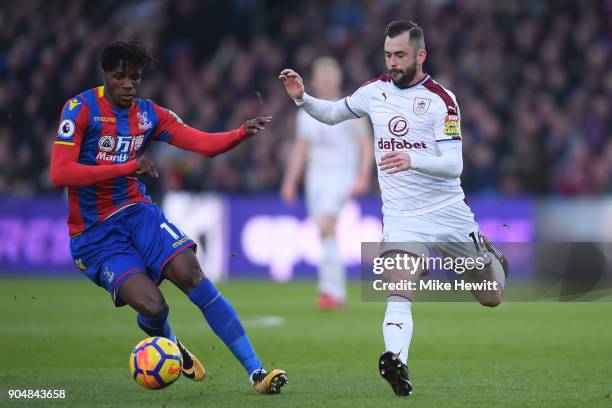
1,278,611,407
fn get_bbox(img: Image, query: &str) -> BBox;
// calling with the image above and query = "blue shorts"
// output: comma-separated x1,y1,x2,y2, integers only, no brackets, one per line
70,202,196,306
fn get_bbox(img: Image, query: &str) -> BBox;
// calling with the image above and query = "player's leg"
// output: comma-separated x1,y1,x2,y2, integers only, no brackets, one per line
316,214,346,309
460,231,506,307
379,248,423,366
378,246,424,395
131,202,286,392
70,207,192,385
164,250,287,394
116,272,177,342
376,215,434,396
462,233,507,307
70,214,179,343
125,203,208,381
165,250,263,375
378,250,423,396
377,233,428,396
435,201,507,307
95,246,181,344
307,180,347,309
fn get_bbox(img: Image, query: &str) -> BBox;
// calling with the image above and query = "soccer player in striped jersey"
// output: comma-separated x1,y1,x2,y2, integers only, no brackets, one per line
280,20,507,396
50,41,286,394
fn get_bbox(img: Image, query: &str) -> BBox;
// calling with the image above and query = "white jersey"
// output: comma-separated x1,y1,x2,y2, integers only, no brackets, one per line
345,74,464,217
296,108,364,184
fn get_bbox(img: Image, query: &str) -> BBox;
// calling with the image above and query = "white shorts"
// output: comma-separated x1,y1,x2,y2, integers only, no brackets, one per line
380,199,490,274
305,177,352,220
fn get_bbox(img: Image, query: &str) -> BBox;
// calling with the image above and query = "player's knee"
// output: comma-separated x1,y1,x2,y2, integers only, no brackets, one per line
320,228,334,238
166,251,206,294
317,215,336,237
139,294,167,317
321,225,336,239
182,266,205,294
184,275,204,294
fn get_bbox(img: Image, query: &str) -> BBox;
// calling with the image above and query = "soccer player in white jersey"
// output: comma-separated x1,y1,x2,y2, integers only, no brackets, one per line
281,57,373,310
279,20,508,396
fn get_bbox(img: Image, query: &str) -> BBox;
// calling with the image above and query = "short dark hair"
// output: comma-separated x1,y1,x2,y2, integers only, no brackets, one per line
99,41,157,72
385,20,425,50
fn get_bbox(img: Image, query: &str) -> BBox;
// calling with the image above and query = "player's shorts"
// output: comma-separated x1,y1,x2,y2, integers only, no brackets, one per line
379,199,490,274
305,175,353,220
70,202,196,306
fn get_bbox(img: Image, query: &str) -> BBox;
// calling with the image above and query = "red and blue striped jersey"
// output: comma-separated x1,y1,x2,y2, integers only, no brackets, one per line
53,86,180,236
51,86,250,236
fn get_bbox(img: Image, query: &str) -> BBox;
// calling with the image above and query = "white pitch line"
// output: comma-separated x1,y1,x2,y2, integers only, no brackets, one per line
243,316,285,328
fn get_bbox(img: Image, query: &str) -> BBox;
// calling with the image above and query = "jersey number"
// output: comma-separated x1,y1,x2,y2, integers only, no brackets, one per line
469,231,485,252
160,222,183,239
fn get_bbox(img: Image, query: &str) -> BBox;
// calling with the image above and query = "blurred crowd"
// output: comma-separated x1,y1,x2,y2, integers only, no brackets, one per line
1,0,610,197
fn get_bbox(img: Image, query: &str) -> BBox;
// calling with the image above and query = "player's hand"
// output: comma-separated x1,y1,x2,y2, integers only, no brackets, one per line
136,156,159,178
278,69,305,99
280,181,298,204
378,152,411,174
350,176,370,196
243,116,272,136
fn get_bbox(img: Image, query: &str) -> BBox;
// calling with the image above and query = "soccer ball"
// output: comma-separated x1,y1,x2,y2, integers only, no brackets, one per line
129,336,183,389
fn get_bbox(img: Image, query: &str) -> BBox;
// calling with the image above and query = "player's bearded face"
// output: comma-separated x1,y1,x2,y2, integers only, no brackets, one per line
390,58,417,88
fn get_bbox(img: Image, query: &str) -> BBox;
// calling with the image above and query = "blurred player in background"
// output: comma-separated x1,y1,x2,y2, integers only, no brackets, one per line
280,21,507,396
281,57,372,310
50,41,287,394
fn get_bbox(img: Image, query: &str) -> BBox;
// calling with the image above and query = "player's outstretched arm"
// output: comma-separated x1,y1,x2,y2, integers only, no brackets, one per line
378,142,463,178
163,116,271,157
279,68,356,126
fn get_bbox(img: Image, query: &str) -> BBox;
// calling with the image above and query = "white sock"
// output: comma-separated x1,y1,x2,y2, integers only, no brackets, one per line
318,237,346,301
382,296,413,364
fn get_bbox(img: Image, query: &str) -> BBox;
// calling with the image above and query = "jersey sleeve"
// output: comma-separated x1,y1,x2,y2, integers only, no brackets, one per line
151,103,250,157
54,96,88,147
410,141,463,178
432,96,462,143
151,103,185,143
345,82,373,118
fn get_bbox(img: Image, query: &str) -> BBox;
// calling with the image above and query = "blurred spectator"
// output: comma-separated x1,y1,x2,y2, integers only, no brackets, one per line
0,0,610,197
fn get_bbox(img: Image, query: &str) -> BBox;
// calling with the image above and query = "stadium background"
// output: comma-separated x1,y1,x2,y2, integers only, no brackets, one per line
1,1,611,407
